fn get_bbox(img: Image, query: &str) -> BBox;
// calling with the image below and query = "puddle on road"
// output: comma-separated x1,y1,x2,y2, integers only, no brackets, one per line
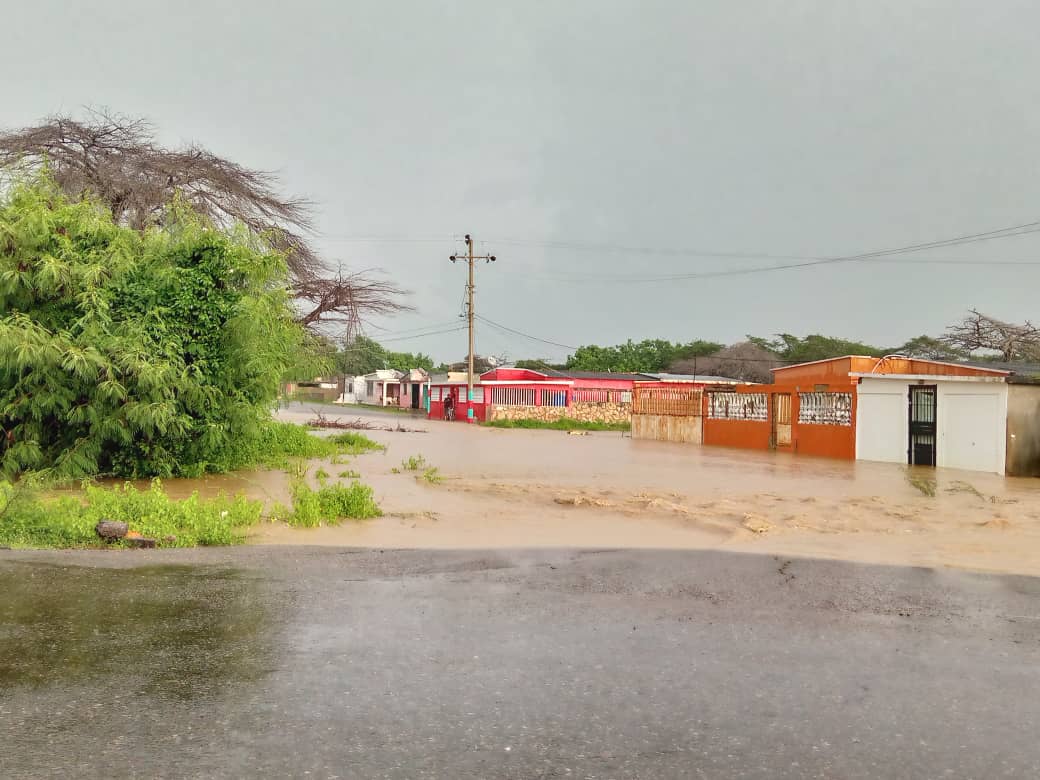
0,563,278,699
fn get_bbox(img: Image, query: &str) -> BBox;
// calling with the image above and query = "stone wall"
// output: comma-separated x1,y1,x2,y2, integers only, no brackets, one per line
488,402,631,426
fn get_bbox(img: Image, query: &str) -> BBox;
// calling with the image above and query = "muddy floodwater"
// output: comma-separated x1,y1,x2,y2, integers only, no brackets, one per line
125,408,1040,576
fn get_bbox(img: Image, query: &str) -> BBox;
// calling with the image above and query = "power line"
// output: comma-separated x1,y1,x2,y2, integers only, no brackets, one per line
493,223,1040,284
476,315,578,351
313,224,1040,269
378,326,468,343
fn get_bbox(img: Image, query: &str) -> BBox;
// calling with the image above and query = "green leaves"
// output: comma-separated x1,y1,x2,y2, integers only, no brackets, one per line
0,176,307,479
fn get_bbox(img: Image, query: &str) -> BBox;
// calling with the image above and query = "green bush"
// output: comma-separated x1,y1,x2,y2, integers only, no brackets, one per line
0,177,310,480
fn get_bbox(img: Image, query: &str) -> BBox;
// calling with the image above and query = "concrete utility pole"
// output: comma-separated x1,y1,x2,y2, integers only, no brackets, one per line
450,234,496,422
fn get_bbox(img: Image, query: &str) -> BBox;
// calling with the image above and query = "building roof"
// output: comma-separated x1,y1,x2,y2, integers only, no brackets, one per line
642,372,743,384
772,355,1011,382
532,368,655,382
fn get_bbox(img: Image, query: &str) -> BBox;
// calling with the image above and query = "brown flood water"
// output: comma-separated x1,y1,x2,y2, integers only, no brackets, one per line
133,410,1040,576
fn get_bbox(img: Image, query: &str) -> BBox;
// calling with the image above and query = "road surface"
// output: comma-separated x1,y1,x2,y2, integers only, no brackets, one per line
2,546,1038,778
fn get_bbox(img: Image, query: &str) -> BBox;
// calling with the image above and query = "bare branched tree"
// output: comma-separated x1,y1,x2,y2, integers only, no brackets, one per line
670,341,781,383
942,309,1040,361
295,270,411,341
0,109,409,331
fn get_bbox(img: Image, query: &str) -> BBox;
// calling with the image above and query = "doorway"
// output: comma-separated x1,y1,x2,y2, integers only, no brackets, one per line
411,383,420,409
908,386,937,466
771,393,792,449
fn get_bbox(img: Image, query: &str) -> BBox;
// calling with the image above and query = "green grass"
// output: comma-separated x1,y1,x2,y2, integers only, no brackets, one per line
286,478,382,527
399,454,428,471
483,417,630,432
0,479,263,549
225,422,384,472
328,431,385,454
338,469,361,479
335,403,420,416
419,467,443,485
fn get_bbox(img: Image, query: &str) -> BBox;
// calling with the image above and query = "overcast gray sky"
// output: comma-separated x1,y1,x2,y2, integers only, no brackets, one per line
4,0,1039,362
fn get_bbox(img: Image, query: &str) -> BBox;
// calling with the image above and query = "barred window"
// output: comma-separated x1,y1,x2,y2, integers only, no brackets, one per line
708,392,768,421
798,392,852,426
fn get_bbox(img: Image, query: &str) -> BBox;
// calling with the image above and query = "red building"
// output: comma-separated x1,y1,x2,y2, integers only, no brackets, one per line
427,368,652,422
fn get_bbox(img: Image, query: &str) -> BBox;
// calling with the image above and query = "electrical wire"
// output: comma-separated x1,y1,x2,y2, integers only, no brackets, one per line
475,315,578,351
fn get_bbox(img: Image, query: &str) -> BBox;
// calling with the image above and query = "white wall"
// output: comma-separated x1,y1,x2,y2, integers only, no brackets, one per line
856,377,1007,474
938,383,1006,474
856,379,909,463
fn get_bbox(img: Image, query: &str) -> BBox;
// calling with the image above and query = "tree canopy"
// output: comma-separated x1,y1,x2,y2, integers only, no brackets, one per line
0,177,306,478
0,110,409,335
565,339,723,374
332,336,433,376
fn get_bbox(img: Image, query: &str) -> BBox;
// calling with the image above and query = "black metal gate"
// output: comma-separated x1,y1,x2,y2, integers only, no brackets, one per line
908,386,937,466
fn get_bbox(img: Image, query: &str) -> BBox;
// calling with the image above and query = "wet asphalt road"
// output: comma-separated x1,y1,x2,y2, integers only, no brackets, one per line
1,546,1039,779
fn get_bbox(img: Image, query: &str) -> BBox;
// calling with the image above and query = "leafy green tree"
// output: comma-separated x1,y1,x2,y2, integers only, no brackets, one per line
0,178,306,478
748,333,885,363
333,336,432,375
893,335,967,361
566,339,723,373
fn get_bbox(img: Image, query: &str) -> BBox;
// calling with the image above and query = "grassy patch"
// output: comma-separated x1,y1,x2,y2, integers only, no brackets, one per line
287,478,381,527
0,479,263,549
328,431,385,454
338,469,361,479
399,454,428,471
220,422,384,472
420,467,443,485
483,417,630,432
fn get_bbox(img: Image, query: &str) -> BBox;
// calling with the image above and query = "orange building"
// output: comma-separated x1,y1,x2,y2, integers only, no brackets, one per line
702,356,1010,469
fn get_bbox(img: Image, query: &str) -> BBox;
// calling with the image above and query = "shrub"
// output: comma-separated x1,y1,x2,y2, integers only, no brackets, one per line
0,177,309,480
288,478,381,527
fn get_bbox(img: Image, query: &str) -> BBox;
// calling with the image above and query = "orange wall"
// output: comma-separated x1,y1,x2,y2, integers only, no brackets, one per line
793,422,855,459
701,384,858,459
703,419,771,450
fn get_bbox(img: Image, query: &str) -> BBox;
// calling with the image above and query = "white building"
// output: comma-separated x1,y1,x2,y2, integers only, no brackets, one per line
337,369,403,406
855,370,1009,474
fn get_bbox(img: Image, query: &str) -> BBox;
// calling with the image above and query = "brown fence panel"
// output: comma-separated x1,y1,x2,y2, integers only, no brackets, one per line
633,386,703,417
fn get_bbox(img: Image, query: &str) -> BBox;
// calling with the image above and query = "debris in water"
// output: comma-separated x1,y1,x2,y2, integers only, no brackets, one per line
308,411,427,433
742,514,772,534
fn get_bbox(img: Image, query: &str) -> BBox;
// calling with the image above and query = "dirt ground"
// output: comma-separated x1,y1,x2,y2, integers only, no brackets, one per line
168,409,1040,576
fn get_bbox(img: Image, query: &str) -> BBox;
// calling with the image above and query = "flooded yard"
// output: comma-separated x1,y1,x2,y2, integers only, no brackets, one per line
115,408,1040,576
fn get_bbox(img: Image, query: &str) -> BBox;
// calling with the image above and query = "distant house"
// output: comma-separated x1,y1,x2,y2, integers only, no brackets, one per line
699,355,1031,474
345,369,404,406
427,366,655,423
398,368,430,410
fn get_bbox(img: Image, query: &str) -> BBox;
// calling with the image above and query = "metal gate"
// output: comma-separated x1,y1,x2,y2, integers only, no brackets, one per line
908,386,937,466
771,393,792,448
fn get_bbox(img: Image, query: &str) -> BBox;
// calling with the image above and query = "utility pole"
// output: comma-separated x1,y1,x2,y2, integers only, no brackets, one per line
450,234,496,422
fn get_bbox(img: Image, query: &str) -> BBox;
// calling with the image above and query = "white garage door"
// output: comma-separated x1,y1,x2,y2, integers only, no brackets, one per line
940,393,1003,473
856,390,907,463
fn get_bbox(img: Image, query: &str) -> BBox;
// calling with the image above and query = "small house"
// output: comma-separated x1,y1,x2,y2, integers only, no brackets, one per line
398,368,430,410
702,356,1015,474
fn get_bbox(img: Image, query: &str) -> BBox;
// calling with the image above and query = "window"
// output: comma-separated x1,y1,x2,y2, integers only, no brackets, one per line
708,392,768,421
798,392,852,426
366,381,374,397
